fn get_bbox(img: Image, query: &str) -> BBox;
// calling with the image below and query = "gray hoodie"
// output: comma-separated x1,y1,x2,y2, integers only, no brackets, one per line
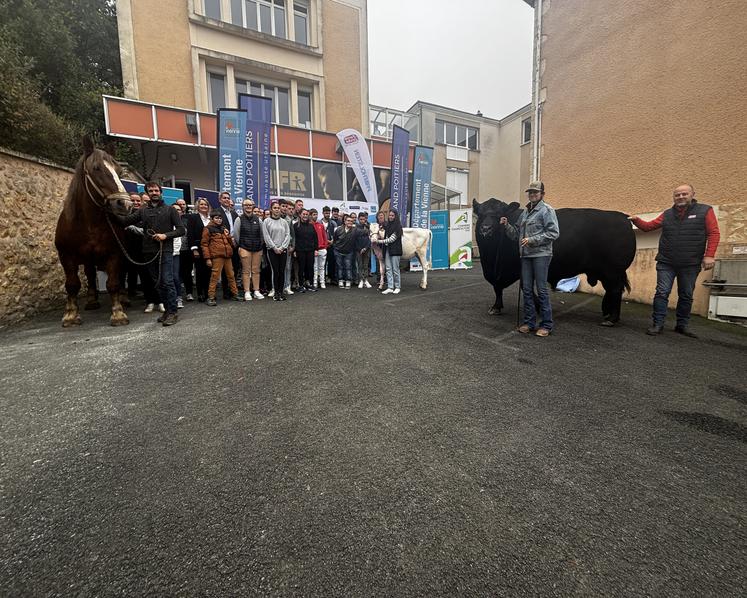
262,216,291,251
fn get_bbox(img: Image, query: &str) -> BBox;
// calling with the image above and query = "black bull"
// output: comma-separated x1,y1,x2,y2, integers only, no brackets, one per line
473,198,636,325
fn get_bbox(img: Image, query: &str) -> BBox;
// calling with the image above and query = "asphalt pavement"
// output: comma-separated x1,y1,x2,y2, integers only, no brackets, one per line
1,270,745,597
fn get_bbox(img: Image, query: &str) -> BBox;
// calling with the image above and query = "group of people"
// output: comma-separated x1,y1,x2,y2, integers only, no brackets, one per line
115,179,720,334
114,185,407,326
499,181,720,338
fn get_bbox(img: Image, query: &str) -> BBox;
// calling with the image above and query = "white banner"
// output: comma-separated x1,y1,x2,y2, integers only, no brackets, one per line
336,128,377,206
449,209,473,269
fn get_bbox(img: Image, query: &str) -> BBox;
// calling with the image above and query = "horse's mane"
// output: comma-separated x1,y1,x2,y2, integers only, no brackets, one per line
63,148,118,215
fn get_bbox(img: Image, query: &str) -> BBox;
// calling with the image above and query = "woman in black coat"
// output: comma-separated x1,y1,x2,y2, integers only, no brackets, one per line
187,198,212,302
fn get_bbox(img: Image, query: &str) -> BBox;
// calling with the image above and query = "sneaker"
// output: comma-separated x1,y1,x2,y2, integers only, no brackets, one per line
284,287,294,295
393,288,401,294
320,282,326,289
206,297,217,306
144,303,155,313
518,324,534,334
176,298,184,309
232,295,242,301
158,303,165,313
345,281,351,289
378,282,385,290
364,280,372,288
339,281,344,288
278,295,287,301
535,328,551,337
185,294,194,302
297,286,306,294
358,280,364,289
162,313,178,327
268,289,275,298
253,291,265,300
306,285,317,293
244,291,252,301
382,288,393,295
156,313,166,323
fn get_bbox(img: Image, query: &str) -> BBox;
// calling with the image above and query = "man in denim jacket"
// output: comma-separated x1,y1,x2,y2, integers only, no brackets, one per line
500,181,560,336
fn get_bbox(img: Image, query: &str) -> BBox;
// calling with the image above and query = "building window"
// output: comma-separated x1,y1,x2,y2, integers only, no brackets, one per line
298,90,312,128
294,0,309,45
447,169,469,207
521,118,531,145
230,0,243,25
239,0,287,38
204,0,221,20
436,119,479,150
208,72,226,112
236,78,290,124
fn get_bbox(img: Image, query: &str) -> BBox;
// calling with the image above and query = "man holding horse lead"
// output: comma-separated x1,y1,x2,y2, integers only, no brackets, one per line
111,181,186,326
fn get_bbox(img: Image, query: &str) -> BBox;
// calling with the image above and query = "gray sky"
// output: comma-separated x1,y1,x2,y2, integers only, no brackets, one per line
367,0,534,119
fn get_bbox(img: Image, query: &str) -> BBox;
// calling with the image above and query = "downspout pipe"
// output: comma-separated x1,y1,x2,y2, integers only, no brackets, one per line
531,0,543,181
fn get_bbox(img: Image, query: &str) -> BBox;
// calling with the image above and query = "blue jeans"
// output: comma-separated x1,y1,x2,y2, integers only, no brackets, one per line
652,262,700,328
172,253,181,298
521,255,553,330
385,253,401,290
146,251,177,314
335,252,354,282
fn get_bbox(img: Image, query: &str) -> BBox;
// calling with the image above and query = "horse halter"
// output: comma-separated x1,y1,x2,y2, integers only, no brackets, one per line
83,162,131,208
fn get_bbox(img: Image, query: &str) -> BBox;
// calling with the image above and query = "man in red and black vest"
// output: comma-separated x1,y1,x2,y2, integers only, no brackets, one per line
630,184,720,338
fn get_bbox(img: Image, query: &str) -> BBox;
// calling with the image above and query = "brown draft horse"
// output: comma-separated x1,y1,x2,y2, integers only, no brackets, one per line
54,137,132,327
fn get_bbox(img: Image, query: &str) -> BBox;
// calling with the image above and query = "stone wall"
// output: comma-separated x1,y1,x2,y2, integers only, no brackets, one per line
0,148,73,327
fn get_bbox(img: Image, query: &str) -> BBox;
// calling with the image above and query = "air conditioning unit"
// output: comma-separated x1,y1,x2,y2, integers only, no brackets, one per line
704,259,747,320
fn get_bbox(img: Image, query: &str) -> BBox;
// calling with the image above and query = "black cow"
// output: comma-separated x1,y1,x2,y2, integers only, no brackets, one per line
473,198,636,325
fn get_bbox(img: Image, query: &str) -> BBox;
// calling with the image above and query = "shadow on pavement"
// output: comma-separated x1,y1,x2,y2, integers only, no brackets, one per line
660,410,747,443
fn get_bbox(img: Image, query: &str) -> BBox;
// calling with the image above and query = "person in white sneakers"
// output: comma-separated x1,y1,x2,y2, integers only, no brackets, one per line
372,209,403,295
310,209,329,289
355,212,372,288
332,214,357,289
233,199,265,301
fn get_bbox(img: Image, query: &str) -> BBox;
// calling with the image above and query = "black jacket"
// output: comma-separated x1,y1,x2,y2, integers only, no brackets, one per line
294,220,319,252
333,225,358,254
187,213,210,254
220,206,239,233
355,222,371,251
383,222,403,257
120,201,185,254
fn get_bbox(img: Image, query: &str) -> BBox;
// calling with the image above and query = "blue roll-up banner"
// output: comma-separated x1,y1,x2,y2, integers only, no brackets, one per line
239,93,273,211
410,146,433,229
430,210,449,269
389,125,410,220
217,108,248,209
